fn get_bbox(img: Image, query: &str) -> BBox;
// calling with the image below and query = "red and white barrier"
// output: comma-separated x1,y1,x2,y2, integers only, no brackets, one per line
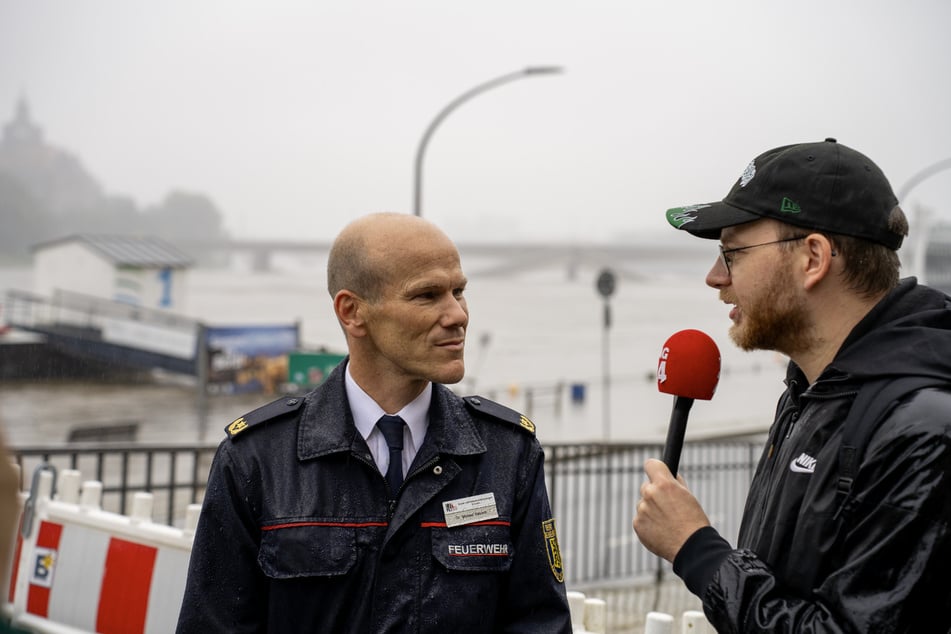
6,467,200,634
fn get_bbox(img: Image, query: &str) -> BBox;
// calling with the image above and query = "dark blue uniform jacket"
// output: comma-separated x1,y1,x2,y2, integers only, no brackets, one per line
177,363,571,633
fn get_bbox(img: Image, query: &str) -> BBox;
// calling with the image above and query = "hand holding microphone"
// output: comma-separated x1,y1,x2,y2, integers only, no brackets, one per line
656,329,720,476
635,330,720,562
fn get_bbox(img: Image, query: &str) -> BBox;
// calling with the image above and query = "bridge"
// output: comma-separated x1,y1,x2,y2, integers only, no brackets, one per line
166,232,951,287
177,237,715,277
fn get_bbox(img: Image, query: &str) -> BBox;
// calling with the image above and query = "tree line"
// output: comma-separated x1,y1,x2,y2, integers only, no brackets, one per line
0,171,229,263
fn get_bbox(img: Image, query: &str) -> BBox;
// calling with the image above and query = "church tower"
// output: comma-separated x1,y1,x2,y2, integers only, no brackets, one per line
2,96,45,146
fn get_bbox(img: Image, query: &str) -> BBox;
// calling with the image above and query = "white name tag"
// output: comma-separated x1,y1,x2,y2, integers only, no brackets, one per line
442,492,499,528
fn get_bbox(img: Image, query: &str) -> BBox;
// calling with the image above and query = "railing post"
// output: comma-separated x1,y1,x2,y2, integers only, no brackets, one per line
170,451,178,523
119,450,130,515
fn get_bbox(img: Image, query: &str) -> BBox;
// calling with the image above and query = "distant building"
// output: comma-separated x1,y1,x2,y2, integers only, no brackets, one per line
32,234,193,310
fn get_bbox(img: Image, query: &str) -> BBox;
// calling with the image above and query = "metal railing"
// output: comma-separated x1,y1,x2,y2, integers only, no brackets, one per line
547,441,757,586
10,439,759,587
4,288,203,333
3,289,204,376
11,442,219,527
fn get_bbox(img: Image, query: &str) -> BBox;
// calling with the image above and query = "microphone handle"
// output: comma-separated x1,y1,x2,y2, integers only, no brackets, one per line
662,396,695,476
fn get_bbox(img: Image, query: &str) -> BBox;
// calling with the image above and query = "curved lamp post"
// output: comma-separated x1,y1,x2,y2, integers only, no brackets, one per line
898,157,951,203
413,66,563,217
898,157,951,282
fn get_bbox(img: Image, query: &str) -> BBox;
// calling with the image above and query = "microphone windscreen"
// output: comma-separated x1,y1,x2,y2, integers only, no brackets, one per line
657,329,721,400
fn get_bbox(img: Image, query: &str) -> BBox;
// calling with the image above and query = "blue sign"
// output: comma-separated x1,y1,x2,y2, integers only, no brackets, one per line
205,324,300,394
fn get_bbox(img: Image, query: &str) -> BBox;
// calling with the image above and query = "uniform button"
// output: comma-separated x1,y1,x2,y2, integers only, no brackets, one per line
433,466,443,475
471,397,481,406
285,398,299,406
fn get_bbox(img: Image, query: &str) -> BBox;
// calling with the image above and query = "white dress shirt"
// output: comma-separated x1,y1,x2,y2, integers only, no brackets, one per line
345,362,431,477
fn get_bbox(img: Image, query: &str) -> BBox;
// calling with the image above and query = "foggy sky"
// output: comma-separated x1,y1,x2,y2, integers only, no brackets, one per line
2,0,950,244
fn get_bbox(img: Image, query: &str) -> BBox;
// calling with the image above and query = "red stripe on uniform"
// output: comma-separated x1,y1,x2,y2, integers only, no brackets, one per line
261,519,512,531
26,520,63,617
95,538,157,634
419,520,511,528
261,521,388,531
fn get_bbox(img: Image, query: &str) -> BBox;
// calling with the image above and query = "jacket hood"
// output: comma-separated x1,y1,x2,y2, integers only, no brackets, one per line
828,278,951,383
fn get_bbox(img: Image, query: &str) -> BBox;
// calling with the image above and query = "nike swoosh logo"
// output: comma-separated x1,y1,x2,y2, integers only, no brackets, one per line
790,453,817,474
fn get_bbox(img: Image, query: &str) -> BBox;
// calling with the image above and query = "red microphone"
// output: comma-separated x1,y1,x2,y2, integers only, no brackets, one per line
657,329,721,475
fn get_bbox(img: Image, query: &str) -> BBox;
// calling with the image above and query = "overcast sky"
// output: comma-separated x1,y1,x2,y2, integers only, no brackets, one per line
2,0,950,244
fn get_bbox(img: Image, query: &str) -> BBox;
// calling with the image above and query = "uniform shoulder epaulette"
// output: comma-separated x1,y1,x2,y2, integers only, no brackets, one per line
225,396,305,440
463,395,536,435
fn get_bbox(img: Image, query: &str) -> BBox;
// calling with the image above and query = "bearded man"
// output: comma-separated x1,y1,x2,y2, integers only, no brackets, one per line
634,139,951,632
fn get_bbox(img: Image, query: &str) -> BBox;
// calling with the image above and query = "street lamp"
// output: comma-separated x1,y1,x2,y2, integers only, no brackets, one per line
898,157,951,282
898,157,951,203
412,66,563,216
596,268,616,440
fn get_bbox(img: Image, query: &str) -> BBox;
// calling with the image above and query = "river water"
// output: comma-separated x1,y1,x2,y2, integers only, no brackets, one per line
0,245,786,447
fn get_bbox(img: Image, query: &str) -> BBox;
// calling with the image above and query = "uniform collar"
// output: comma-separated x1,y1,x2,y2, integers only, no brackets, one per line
297,359,486,461
345,362,431,456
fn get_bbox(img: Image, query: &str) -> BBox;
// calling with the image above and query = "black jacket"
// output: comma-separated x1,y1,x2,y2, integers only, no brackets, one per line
176,363,571,633
674,278,951,633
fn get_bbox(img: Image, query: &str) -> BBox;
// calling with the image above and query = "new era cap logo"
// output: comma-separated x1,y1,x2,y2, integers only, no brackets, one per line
780,197,801,213
789,452,816,473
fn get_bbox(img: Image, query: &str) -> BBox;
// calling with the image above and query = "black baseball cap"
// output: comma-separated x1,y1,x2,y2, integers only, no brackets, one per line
665,138,905,249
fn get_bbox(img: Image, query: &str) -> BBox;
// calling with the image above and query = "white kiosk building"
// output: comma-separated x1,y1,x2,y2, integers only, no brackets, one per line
32,234,192,310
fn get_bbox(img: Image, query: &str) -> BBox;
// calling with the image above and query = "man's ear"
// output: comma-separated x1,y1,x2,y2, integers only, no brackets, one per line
802,233,836,291
334,290,368,337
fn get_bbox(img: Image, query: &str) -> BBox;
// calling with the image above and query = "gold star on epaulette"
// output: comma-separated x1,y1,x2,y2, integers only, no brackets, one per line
519,415,535,433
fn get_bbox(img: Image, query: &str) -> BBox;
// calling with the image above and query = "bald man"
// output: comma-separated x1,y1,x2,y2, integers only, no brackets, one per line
177,213,571,633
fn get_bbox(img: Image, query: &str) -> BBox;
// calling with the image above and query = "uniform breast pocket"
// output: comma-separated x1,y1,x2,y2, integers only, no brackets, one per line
431,523,514,573
258,524,357,579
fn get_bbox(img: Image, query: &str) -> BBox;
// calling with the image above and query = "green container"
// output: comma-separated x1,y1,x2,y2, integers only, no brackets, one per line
287,352,346,387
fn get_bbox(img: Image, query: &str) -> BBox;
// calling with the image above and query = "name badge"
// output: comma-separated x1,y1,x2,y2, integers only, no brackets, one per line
442,493,499,528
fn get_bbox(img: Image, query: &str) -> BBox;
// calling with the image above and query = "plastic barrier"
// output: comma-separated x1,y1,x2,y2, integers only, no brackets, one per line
567,590,607,633
646,609,712,633
6,466,201,634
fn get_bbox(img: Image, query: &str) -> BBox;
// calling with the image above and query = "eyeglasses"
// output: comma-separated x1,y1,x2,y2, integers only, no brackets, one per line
718,235,808,276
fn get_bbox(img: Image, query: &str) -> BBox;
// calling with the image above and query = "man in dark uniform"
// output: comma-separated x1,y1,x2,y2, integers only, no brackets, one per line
177,212,571,633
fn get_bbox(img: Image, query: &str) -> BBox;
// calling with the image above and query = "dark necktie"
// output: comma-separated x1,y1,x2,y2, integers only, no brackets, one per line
377,415,406,495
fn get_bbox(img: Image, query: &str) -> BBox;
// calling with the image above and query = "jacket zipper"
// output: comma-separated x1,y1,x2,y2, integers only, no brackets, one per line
754,383,858,532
